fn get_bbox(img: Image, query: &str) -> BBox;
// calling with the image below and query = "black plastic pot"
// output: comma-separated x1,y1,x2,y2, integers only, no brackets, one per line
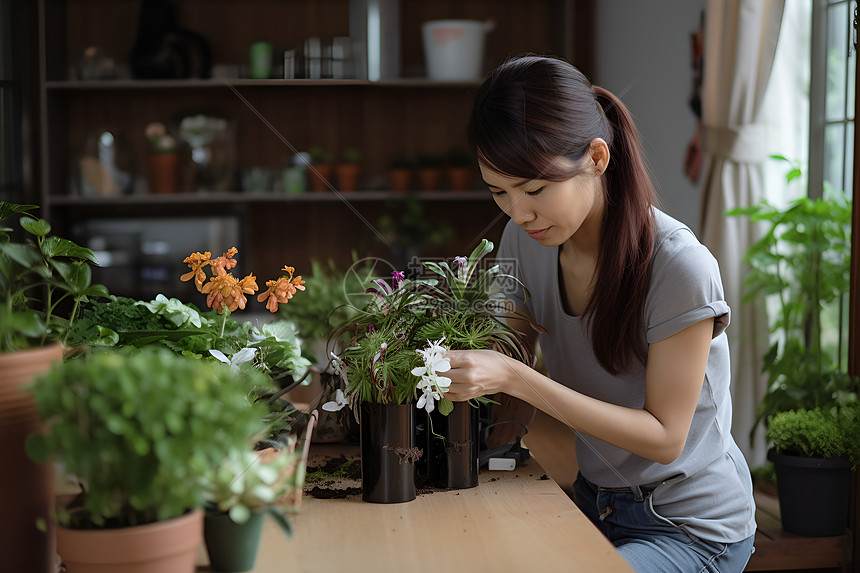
428,401,479,489
768,449,851,537
360,402,417,503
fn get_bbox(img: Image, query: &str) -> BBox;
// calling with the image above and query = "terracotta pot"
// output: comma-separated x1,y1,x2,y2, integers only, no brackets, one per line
447,166,474,191
417,167,442,191
0,343,62,573
145,153,181,194
308,164,333,192
56,509,203,573
387,168,413,193
335,163,361,192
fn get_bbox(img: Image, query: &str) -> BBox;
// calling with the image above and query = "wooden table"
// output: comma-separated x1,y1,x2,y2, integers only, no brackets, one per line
197,443,632,572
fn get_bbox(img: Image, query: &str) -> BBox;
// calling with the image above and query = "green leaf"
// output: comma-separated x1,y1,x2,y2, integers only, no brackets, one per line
19,216,51,237
0,242,43,268
42,236,100,264
0,202,38,221
267,507,293,538
82,284,110,298
51,260,91,294
438,396,454,415
8,311,46,338
25,434,49,464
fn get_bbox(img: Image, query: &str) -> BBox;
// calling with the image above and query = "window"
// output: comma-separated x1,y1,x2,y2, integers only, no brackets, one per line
810,0,855,369
811,0,856,198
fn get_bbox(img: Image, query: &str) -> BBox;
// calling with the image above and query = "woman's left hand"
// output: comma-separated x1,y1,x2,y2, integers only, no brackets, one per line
445,349,518,401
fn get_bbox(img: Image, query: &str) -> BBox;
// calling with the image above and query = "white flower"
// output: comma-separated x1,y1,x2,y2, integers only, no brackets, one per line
329,352,345,375
417,386,441,413
209,347,257,369
322,388,348,412
412,338,451,413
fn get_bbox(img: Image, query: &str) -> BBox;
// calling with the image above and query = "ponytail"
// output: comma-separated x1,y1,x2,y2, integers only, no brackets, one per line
588,86,656,374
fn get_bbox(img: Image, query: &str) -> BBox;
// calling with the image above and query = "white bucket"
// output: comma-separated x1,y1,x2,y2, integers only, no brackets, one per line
421,19,495,81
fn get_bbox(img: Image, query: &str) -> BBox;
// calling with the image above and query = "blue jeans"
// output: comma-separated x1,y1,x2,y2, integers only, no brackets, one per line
573,473,755,573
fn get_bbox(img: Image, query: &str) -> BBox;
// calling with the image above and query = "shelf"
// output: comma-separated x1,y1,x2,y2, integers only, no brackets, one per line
47,190,491,206
44,78,483,91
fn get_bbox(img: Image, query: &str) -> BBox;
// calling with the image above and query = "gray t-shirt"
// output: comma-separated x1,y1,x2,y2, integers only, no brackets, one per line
497,209,756,543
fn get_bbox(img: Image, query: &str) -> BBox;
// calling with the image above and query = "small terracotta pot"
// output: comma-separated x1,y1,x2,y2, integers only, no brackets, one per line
56,509,203,573
335,164,361,192
418,167,442,191
145,153,181,194
447,166,474,191
388,168,413,193
308,164,333,192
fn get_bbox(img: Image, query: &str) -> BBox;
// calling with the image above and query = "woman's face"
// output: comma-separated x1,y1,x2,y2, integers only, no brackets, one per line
479,159,605,247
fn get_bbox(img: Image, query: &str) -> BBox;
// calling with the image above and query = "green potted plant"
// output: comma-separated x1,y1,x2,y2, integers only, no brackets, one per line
335,147,362,192
64,246,313,451
445,148,475,191
727,156,857,440
766,406,859,536
26,346,274,572
307,145,333,192
325,239,533,500
0,202,109,573
203,446,303,572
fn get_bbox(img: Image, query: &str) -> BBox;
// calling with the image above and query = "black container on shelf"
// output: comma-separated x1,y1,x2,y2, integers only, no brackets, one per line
360,402,417,504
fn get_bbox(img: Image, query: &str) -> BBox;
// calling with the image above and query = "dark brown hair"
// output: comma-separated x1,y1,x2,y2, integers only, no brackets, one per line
467,55,656,375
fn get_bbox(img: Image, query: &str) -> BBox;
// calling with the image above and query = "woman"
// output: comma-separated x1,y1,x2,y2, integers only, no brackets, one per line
446,55,756,572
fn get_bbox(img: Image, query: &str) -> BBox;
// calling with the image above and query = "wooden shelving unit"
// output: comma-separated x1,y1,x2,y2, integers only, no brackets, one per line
32,0,588,298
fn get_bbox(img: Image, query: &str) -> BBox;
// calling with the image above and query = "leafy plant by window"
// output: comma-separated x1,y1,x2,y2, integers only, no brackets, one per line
767,406,860,465
727,156,858,442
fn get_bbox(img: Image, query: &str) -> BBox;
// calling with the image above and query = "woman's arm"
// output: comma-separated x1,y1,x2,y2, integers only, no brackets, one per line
446,317,715,464
485,305,540,447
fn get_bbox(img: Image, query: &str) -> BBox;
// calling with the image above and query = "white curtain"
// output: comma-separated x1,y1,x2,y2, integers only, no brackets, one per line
700,0,786,468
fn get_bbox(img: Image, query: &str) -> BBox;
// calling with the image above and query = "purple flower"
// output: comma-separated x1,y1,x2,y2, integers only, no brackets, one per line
368,324,374,332
454,256,468,268
391,270,405,287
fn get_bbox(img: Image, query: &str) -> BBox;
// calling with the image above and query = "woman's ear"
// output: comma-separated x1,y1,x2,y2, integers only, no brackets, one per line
589,138,610,175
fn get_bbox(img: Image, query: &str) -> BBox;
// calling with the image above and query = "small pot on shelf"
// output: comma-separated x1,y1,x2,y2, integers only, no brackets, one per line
146,152,181,194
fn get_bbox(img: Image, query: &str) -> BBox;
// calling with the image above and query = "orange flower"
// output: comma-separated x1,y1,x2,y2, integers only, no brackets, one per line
210,247,239,277
182,249,302,314
256,267,306,313
180,251,212,291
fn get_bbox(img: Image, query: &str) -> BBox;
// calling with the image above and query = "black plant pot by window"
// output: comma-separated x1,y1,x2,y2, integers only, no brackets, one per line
360,402,417,503
428,401,479,489
767,449,851,537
